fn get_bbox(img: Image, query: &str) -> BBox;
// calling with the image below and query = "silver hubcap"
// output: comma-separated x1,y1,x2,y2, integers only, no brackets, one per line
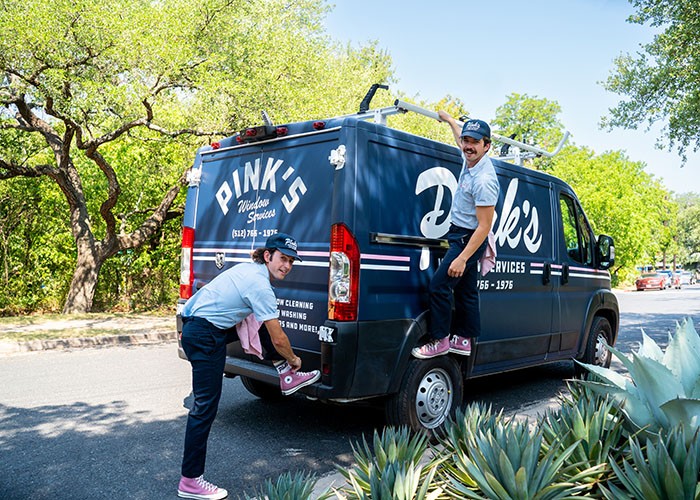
415,368,453,428
595,332,610,366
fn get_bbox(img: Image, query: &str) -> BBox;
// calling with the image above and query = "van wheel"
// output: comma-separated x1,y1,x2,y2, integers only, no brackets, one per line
385,356,463,433
575,317,612,377
240,376,283,400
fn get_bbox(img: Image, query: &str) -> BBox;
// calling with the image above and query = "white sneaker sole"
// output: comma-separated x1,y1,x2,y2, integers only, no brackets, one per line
281,371,321,396
411,348,449,359
448,347,471,356
177,489,228,500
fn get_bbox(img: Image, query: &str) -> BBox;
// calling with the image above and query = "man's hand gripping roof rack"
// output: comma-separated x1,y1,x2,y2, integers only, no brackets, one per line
358,98,570,166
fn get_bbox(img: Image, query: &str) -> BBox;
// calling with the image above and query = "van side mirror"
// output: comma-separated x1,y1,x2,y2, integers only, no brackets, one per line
596,234,615,270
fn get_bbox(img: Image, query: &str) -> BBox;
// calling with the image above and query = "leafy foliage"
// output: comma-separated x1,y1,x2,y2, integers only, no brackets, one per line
603,0,700,162
550,147,676,283
491,93,566,170
0,0,395,313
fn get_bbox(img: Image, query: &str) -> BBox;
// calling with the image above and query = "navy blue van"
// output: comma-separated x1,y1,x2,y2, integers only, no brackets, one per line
177,97,618,432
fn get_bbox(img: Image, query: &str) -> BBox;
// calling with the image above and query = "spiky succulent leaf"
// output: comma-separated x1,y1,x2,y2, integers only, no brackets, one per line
248,471,319,500
637,329,664,362
339,426,440,499
605,425,700,500
540,392,625,493
577,318,700,439
659,398,700,442
664,318,700,394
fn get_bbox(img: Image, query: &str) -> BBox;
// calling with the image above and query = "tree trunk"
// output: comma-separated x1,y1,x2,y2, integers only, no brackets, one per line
62,239,105,314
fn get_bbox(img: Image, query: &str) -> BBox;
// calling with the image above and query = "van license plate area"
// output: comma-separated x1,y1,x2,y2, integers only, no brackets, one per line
318,326,335,343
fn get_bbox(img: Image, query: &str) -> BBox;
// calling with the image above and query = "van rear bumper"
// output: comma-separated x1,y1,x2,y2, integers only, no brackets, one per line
202,317,426,401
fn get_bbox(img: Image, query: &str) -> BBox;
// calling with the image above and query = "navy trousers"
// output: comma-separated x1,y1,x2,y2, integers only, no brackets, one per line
180,316,281,478
180,316,234,478
429,225,488,340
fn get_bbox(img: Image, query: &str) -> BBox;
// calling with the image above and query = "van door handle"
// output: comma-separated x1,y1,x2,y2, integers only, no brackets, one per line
561,263,570,285
542,263,551,285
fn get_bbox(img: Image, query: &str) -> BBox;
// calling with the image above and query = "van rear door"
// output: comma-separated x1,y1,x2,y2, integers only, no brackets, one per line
191,128,341,357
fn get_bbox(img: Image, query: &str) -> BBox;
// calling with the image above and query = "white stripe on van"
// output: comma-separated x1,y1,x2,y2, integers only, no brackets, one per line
529,262,610,281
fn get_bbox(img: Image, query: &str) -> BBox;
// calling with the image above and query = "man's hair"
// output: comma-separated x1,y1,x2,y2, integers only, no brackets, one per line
252,247,276,264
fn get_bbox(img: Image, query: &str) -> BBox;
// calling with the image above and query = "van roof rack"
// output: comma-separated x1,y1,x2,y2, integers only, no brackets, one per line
392,100,570,166
348,89,570,166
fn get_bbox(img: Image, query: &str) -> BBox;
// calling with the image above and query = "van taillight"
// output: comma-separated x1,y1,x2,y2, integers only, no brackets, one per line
328,223,359,321
180,227,195,299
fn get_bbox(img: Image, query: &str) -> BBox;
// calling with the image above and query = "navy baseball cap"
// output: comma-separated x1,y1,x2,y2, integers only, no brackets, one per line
460,119,491,141
266,233,302,261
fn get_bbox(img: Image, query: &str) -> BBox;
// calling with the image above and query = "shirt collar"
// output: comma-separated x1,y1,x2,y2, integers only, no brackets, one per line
466,154,492,176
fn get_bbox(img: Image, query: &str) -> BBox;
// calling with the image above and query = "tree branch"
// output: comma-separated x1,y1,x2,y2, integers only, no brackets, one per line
117,169,188,250
0,158,56,179
84,148,120,241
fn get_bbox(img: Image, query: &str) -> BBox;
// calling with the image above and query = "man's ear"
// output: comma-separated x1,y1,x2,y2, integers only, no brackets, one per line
264,250,271,263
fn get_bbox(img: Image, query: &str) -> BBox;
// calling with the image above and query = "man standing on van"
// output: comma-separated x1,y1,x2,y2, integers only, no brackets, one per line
177,233,320,500
412,113,499,359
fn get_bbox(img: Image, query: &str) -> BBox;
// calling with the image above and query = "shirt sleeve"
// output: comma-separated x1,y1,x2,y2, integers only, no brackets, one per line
474,173,500,206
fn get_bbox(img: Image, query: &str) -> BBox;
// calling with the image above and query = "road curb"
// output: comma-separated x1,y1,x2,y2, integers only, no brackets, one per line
0,331,178,354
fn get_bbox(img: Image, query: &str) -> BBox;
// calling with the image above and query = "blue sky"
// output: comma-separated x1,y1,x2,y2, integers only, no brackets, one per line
324,0,699,195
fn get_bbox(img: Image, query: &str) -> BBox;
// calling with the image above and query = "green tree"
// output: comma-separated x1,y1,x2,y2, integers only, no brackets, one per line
0,0,393,313
491,93,566,170
675,193,700,268
551,147,674,282
603,0,700,162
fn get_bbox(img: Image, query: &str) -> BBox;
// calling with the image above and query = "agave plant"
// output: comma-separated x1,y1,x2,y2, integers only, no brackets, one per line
539,383,626,496
336,426,443,500
600,424,700,500
576,317,700,442
437,402,510,490
440,402,509,456
442,416,602,499
246,470,324,500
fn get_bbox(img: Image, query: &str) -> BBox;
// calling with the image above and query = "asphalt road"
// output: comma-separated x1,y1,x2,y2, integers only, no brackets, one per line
1,286,699,499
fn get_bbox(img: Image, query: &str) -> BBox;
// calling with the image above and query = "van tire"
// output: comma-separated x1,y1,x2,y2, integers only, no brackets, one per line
240,376,283,400
385,356,463,433
575,316,613,377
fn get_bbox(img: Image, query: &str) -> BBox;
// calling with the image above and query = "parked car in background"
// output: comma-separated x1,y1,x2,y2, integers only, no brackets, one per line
636,273,667,291
656,269,681,288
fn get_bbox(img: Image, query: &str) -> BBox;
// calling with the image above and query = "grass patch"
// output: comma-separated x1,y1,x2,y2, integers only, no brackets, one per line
2,328,130,342
0,312,173,343
0,313,118,326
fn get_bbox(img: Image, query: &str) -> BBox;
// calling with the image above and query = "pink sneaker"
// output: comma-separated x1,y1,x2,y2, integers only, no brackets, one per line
449,335,472,355
411,337,450,359
178,475,228,500
279,369,321,396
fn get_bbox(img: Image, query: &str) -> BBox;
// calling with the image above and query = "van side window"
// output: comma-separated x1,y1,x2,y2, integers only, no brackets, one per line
559,195,592,265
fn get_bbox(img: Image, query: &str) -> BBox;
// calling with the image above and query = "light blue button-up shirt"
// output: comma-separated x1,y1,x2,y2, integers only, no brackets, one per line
450,154,500,230
181,262,279,329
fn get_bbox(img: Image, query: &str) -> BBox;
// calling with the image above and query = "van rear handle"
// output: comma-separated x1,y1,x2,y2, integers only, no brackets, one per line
542,263,551,285
561,263,570,285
